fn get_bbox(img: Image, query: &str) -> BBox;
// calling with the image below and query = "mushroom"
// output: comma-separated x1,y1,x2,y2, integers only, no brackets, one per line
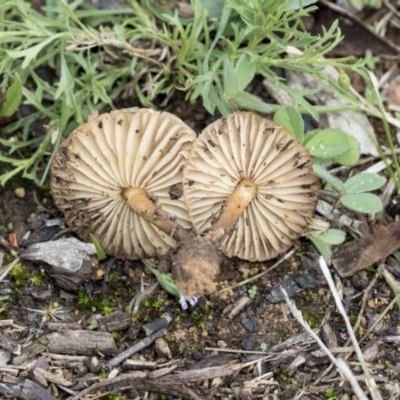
51,108,196,260
182,111,320,262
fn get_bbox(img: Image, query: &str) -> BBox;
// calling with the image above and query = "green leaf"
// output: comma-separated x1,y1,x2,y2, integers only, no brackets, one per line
338,69,351,90
235,53,256,91
0,74,22,118
306,129,349,159
202,0,225,18
340,193,383,213
315,228,346,245
274,106,304,142
6,33,64,69
55,51,75,108
332,135,360,165
90,234,107,261
303,129,321,145
344,172,386,193
308,235,333,264
234,91,270,113
143,260,181,298
223,56,239,97
285,0,318,10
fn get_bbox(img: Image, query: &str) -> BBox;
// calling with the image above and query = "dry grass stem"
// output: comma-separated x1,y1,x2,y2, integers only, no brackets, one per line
318,256,383,400
282,283,369,400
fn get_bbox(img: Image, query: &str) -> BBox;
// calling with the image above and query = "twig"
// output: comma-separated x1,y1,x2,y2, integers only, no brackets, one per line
351,261,385,333
106,328,167,369
360,291,400,344
282,285,369,400
0,256,21,283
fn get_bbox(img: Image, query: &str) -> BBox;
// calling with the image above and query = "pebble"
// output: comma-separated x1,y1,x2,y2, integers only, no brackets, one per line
266,278,302,303
293,273,317,289
241,317,259,333
14,187,25,198
191,351,203,362
241,338,257,350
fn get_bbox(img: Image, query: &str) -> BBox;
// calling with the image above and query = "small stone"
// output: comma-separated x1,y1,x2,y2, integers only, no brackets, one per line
241,317,259,333
293,273,317,289
241,338,257,350
266,278,302,303
191,351,203,362
27,219,44,230
351,271,369,290
14,187,25,198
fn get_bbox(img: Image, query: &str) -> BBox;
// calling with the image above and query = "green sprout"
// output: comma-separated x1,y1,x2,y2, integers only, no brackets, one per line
248,285,258,299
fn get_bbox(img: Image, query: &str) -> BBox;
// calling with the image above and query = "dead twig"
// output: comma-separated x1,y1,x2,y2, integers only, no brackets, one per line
106,328,168,369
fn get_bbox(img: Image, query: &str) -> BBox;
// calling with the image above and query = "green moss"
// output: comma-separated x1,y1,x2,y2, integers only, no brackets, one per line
108,271,120,282
301,310,321,328
10,263,28,287
30,272,43,286
280,367,292,384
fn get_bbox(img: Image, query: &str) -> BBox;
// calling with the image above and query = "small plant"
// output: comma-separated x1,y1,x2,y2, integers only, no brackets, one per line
10,262,28,287
111,331,120,341
101,304,114,316
30,272,43,286
260,342,267,351
77,290,91,308
248,285,258,299
108,271,121,282
325,387,338,399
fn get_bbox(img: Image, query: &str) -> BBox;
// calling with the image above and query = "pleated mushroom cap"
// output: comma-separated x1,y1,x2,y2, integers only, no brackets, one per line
183,112,320,262
51,108,196,260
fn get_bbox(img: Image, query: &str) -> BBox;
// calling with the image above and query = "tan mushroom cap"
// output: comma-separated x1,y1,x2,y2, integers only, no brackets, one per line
51,108,196,260
183,111,320,262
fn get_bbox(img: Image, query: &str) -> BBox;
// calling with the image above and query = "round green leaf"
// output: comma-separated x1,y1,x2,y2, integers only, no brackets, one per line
344,172,386,193
340,193,383,213
332,135,360,165
306,129,349,159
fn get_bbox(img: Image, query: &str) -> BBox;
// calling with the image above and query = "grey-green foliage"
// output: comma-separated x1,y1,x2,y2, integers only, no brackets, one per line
0,0,362,185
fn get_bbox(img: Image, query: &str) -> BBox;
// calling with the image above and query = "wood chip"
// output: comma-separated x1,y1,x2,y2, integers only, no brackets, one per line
222,296,251,319
41,330,117,356
332,221,400,277
0,331,21,355
98,311,132,332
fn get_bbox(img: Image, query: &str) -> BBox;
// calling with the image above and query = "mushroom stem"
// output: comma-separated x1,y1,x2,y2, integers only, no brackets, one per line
214,179,257,231
121,187,190,240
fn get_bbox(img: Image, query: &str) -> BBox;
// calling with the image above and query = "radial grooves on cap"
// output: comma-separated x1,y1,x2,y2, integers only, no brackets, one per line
51,109,196,260
183,112,320,262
